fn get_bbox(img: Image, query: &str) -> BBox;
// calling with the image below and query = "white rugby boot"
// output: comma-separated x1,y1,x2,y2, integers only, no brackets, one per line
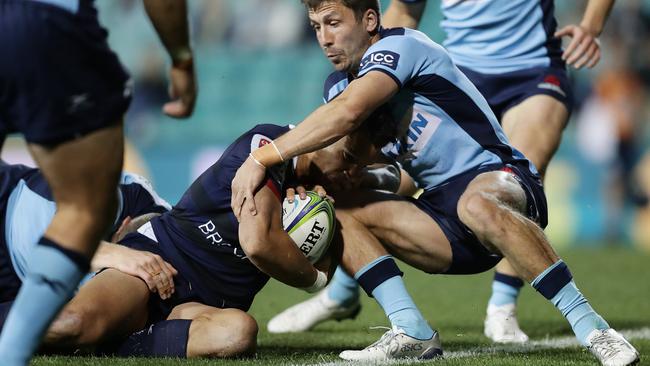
586,328,639,366
339,326,443,361
484,303,529,343
267,290,360,333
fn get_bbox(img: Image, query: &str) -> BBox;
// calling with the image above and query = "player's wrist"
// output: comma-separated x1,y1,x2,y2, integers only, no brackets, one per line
171,47,194,71
579,21,602,37
250,142,284,168
300,269,327,293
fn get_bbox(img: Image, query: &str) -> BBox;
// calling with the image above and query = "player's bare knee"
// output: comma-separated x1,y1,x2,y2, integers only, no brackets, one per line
192,310,258,358
46,307,107,346
46,308,84,345
458,191,499,234
225,312,258,357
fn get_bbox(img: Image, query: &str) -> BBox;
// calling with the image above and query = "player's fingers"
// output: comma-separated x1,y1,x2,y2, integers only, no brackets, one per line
152,255,175,294
163,100,191,119
586,47,601,68
554,25,572,38
245,192,257,216
313,185,327,198
286,187,296,203
562,33,583,61
137,270,157,292
574,43,597,69
232,191,244,221
164,261,178,276
566,36,592,65
296,186,307,200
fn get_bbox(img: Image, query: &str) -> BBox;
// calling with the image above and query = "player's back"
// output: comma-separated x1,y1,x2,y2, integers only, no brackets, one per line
324,28,532,191
150,124,294,311
1,162,170,282
440,0,563,74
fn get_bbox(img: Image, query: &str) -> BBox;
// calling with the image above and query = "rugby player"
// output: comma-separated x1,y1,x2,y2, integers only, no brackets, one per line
0,160,176,333
230,1,638,364
381,0,615,344
0,0,196,364
271,0,617,344
35,123,348,358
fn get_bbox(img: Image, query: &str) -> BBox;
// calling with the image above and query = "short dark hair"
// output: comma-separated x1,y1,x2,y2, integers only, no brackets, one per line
301,0,381,22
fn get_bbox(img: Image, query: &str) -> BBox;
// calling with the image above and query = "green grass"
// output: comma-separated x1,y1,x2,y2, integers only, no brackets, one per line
33,248,649,365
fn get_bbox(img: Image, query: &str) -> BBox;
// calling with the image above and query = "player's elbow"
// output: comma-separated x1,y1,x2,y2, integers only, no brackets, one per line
239,228,272,263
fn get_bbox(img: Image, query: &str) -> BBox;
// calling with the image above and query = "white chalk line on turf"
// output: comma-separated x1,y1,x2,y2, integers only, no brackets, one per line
301,327,649,366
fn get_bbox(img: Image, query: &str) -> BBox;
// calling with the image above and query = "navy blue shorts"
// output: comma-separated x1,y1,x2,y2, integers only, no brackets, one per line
0,0,132,145
410,163,548,275
118,231,202,325
458,65,573,120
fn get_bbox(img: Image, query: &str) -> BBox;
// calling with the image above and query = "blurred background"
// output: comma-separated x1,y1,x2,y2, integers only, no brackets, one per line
2,0,649,251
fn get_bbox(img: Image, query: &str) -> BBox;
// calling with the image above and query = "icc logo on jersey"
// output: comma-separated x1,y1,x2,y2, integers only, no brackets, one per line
360,50,400,71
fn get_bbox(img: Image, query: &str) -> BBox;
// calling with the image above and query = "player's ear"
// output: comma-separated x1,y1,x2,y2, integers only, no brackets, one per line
363,8,380,34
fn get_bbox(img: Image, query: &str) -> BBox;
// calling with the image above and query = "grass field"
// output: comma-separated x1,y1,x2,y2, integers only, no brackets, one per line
33,247,649,365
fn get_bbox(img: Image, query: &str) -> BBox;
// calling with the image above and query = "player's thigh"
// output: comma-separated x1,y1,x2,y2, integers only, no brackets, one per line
501,95,569,175
337,190,452,273
168,302,258,358
48,269,149,344
28,123,124,206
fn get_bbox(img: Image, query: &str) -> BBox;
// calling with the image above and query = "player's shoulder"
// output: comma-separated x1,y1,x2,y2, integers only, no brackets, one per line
368,28,440,53
245,124,290,144
361,28,448,69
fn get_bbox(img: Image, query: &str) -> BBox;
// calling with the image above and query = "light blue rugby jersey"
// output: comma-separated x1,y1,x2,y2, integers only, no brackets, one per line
4,170,170,280
27,0,81,13
401,0,564,74
323,28,532,190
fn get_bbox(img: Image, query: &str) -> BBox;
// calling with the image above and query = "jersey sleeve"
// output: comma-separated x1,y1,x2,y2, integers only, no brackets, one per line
322,71,349,103
357,34,426,88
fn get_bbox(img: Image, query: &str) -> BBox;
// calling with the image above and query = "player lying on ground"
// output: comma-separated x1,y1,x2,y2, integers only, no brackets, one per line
0,160,177,330
231,1,639,365
31,123,365,358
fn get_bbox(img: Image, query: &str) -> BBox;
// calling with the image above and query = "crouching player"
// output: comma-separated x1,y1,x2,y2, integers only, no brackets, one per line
0,160,176,330
39,124,343,358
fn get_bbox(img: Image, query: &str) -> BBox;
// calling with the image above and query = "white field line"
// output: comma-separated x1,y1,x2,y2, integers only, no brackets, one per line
300,327,649,366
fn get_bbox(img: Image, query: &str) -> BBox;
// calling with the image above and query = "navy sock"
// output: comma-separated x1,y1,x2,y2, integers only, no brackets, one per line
114,319,191,357
0,238,88,365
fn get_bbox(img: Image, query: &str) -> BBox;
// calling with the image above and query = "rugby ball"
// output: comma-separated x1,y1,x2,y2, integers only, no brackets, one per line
282,191,335,263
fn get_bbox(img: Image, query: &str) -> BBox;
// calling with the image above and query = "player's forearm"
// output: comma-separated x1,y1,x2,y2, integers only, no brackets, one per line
580,0,615,36
277,99,362,160
244,230,318,288
90,241,119,272
251,99,363,168
143,0,193,64
382,0,426,29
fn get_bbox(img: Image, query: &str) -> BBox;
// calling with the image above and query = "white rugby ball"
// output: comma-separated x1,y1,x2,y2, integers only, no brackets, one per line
282,191,335,263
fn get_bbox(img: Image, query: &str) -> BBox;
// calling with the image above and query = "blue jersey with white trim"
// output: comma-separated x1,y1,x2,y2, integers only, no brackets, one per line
323,28,532,190
0,161,170,281
149,124,295,311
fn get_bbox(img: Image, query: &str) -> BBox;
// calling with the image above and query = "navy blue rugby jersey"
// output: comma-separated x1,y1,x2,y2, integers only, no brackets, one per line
149,124,295,311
